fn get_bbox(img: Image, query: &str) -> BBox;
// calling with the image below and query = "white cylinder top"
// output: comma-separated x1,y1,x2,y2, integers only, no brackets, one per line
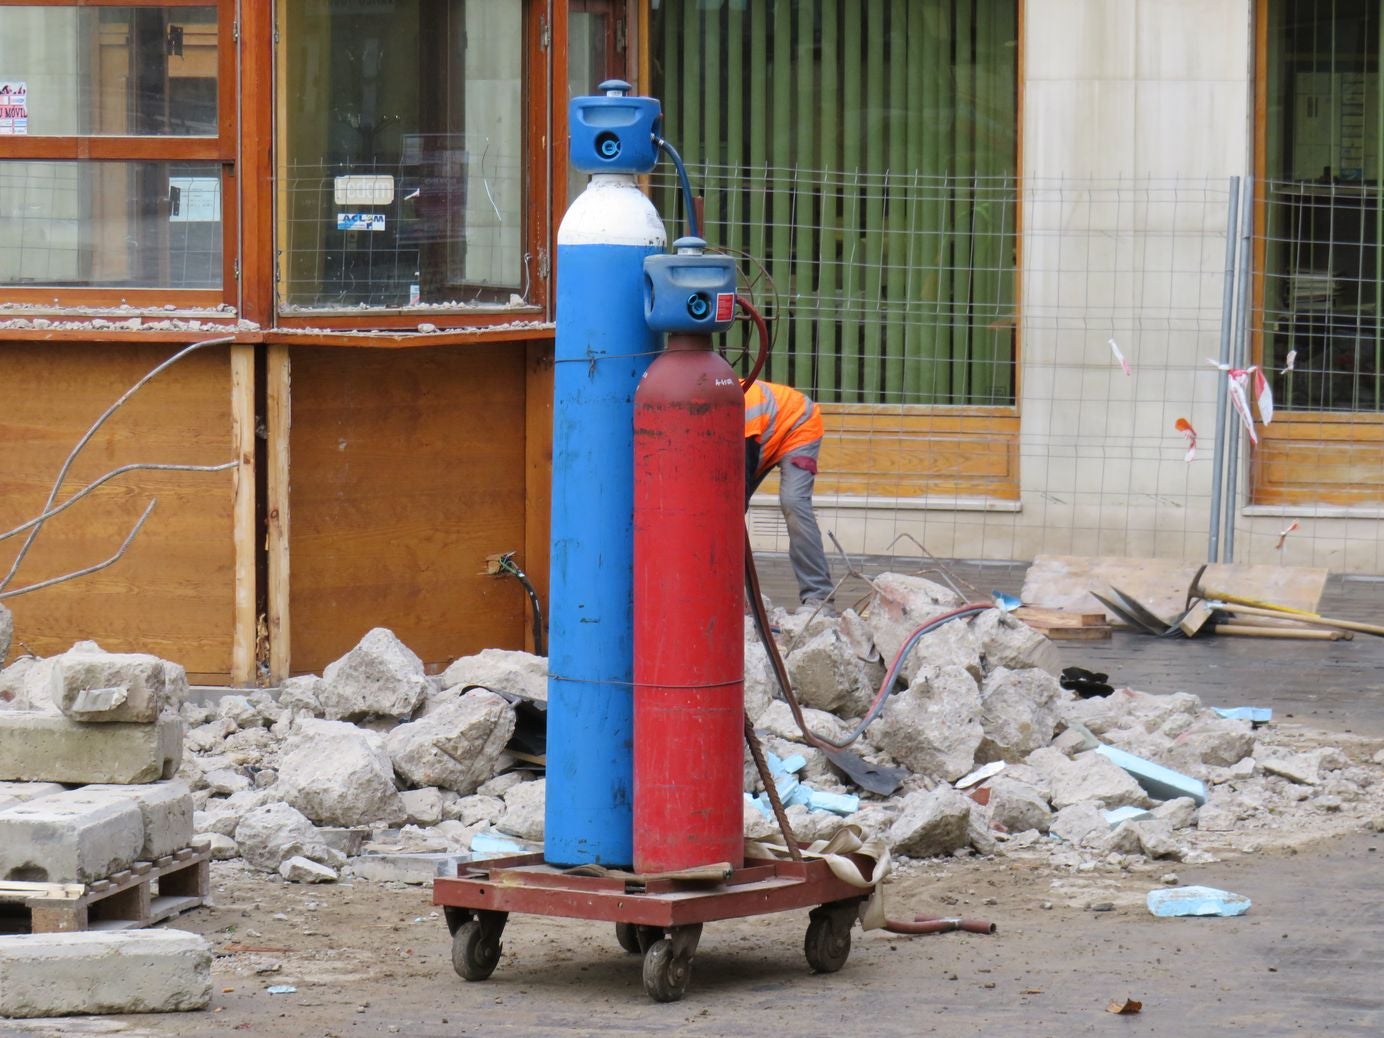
558,175,668,248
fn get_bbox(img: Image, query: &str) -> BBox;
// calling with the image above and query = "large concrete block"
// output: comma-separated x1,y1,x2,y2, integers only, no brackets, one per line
0,710,182,784
0,930,211,1017
52,650,187,723
0,781,65,811
0,788,145,883
82,781,194,859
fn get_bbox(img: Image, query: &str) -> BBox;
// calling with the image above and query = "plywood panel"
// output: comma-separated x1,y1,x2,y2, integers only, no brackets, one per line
287,345,529,675
1251,416,1384,506
788,406,1020,500
0,341,238,679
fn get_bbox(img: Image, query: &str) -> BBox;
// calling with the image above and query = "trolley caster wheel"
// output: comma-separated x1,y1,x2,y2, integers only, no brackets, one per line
615,922,662,954
642,939,692,1003
804,913,852,973
452,920,502,981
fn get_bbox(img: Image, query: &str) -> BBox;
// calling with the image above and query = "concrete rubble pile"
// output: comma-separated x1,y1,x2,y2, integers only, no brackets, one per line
3,575,1382,901
0,626,211,1018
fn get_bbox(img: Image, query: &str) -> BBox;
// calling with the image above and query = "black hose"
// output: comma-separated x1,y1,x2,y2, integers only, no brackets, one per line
655,136,700,240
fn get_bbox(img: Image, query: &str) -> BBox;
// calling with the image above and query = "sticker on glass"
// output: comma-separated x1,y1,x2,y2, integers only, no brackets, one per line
0,82,28,135
337,213,387,231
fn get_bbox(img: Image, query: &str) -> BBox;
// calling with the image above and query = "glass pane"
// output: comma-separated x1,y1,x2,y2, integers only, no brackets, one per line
650,0,1019,407
1264,0,1382,413
0,160,222,288
0,7,218,136
278,0,525,311
568,8,611,204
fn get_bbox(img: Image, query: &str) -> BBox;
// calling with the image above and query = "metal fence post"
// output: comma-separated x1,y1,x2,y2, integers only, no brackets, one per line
1208,175,1241,563
1223,177,1253,563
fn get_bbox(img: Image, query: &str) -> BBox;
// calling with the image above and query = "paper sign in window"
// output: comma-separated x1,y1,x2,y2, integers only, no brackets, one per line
168,177,222,222
334,175,396,206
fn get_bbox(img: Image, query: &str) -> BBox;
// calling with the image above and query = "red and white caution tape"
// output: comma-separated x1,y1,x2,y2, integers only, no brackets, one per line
1275,520,1300,551
1108,338,1131,376
1175,417,1197,462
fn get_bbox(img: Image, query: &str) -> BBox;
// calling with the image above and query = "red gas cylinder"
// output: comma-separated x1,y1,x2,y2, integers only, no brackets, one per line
632,335,746,874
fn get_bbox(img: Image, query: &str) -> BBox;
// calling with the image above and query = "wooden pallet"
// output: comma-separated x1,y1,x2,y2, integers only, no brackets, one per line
0,844,211,935
1013,606,1113,641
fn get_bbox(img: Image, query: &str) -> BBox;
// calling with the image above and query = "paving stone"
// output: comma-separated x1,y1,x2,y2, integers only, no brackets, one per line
0,788,145,883
80,780,194,859
0,710,182,784
0,930,211,1017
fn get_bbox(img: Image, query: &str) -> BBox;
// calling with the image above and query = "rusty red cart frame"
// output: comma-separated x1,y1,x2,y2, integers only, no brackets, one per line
432,850,872,1002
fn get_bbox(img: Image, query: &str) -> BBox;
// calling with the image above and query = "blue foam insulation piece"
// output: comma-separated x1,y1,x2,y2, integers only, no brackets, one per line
1147,885,1251,918
1095,744,1208,805
1213,706,1272,724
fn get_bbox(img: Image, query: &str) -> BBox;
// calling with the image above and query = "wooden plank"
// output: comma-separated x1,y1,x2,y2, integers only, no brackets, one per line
1038,625,1111,642
230,345,256,685
1013,607,1106,629
0,342,237,677
286,344,529,675
266,345,292,682
1020,555,1329,624
238,0,275,325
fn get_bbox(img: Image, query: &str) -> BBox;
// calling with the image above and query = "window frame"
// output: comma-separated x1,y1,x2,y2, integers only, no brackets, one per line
268,0,553,333
0,0,239,310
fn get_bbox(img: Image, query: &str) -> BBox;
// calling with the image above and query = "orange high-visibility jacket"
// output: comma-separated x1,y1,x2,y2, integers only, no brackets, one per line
743,380,824,477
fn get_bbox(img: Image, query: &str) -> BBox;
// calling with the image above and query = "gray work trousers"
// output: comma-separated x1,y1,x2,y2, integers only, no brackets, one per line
774,440,834,604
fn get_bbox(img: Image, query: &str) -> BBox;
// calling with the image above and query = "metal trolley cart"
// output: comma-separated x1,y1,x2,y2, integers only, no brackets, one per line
433,848,871,1003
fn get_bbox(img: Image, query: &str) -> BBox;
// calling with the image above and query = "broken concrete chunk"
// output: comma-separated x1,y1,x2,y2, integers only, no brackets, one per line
0,930,211,1017
785,627,876,716
1167,717,1256,770
1151,796,1199,829
234,802,343,873
52,650,184,723
986,777,1054,834
864,574,974,684
278,718,405,827
867,665,983,782
1048,801,1109,846
318,627,430,721
217,695,262,729
742,636,778,723
386,689,515,795
197,832,238,860
277,675,325,716
756,699,857,749
970,609,1062,676
494,778,545,842
0,603,10,664
887,785,974,858
441,647,547,702
0,656,59,712
449,794,506,827
399,787,445,827
279,855,338,883
976,667,1065,763
1036,748,1151,810
0,710,182,784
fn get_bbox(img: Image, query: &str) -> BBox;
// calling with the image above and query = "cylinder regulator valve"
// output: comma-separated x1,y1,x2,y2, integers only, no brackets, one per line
569,79,661,175
643,237,737,336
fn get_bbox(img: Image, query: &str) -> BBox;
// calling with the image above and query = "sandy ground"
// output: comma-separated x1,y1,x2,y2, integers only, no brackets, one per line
1,816,1379,1038
4,567,1383,1038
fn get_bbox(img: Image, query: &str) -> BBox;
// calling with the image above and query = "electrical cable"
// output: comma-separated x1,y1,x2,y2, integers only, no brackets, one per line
496,553,546,657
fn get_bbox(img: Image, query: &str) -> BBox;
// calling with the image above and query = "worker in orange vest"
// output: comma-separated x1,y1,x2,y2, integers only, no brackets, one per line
744,379,833,607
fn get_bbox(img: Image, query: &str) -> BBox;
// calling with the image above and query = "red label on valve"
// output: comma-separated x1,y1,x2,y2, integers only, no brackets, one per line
715,293,736,322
